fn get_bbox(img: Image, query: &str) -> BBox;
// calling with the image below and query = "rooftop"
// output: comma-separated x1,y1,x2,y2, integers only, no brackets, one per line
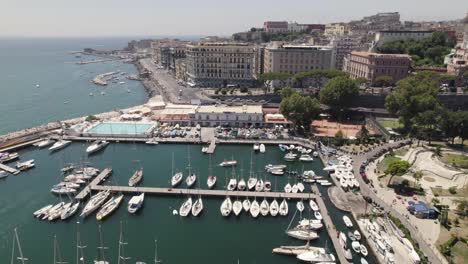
196,105,263,114
351,50,411,59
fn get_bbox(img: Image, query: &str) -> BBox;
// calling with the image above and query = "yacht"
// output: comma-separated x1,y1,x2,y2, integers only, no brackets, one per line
179,197,192,217
207,176,216,189
242,199,251,212
299,154,314,162
0,171,8,179
61,202,80,220
50,186,76,194
145,138,159,145
255,179,264,192
233,200,242,216
250,199,260,218
247,177,257,190
219,160,237,167
86,140,109,154
297,182,305,192
264,180,272,192
48,202,70,221
265,164,287,172
227,178,237,191
42,202,64,220
286,229,319,241
237,178,246,191
0,152,19,163
284,152,297,161
33,204,53,218
309,200,319,211
296,200,305,212
128,168,143,187
360,244,368,256
171,172,183,187
185,173,196,188
279,199,289,216
351,241,361,253
191,197,203,217
296,250,335,263
297,219,323,230
291,184,299,193
339,232,347,248
284,183,292,193
260,199,269,216
253,143,260,151
314,211,323,220
270,169,284,176
61,164,75,173
220,197,232,217
270,199,279,216
80,191,110,217
343,215,353,228
354,230,361,240
259,144,266,153
16,159,35,171
49,140,72,151
96,195,124,221
127,193,144,214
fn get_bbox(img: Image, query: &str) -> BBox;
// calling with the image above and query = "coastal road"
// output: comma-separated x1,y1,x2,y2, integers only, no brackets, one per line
351,140,447,264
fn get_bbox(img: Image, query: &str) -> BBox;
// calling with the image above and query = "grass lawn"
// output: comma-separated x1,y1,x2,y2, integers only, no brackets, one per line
436,211,468,264
441,153,468,169
394,147,409,157
377,118,403,130
431,186,468,197
452,241,468,264
377,155,401,173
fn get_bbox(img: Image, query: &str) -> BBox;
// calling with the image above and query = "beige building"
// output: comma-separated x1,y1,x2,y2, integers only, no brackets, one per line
175,58,187,82
185,42,256,88
325,23,347,36
192,105,263,127
330,36,368,70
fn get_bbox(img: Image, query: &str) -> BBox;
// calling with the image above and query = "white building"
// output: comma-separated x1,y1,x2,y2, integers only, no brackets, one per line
192,105,263,127
371,30,433,51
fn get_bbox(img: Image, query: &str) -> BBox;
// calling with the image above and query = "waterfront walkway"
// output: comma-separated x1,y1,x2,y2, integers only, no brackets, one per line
0,163,20,175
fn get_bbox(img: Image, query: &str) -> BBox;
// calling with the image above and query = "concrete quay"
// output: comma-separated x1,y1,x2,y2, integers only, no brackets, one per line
0,163,20,175
75,168,113,200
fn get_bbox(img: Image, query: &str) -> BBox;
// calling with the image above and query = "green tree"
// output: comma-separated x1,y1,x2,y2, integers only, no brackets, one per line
319,76,359,115
280,87,297,99
334,130,345,146
374,75,393,87
280,93,321,133
454,199,468,217
412,109,442,145
293,69,347,88
413,170,424,188
385,160,411,186
356,124,370,144
258,72,291,92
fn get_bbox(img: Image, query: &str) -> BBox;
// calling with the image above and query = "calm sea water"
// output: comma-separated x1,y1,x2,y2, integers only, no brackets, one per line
0,37,147,135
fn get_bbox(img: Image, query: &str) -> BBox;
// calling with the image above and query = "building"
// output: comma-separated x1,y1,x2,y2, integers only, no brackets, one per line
325,23,347,36
343,51,411,85
175,58,188,82
263,21,289,33
463,13,468,49
371,30,434,50
287,22,309,33
330,36,368,70
264,43,335,77
446,48,467,85
185,42,256,88
192,105,263,127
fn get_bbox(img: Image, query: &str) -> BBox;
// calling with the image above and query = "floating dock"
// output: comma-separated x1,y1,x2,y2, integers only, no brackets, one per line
75,168,112,200
205,139,216,154
0,163,20,175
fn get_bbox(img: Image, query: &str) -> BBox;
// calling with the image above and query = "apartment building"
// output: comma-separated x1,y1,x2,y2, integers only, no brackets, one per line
185,42,256,88
371,30,434,50
325,23,347,36
192,105,263,127
330,36,368,70
263,21,289,33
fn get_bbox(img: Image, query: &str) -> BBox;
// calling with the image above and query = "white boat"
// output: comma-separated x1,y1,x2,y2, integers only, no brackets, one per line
360,244,368,256
320,181,332,186
253,143,260,151
339,232,347,248
171,172,183,187
323,165,336,172
265,164,287,172
286,229,319,241
127,193,144,214
299,154,314,162
343,215,353,227
50,186,76,194
179,197,193,217
233,200,242,216
259,144,266,153
61,202,80,220
0,171,8,179
303,170,315,177
296,200,305,212
309,200,319,211
191,197,204,217
219,160,237,167
263,181,272,192
33,204,53,218
207,176,216,189
260,199,269,216
42,202,64,220
220,197,232,217
80,191,110,217
312,151,319,157
128,169,143,187
297,182,305,192
60,164,74,173
279,199,289,216
351,241,361,253
278,144,288,152
297,250,335,262
314,211,323,220
34,139,55,148
354,230,361,240
284,152,297,161
270,169,284,176
86,140,109,154
237,178,246,191
297,219,323,230
247,177,257,190
291,184,299,193
227,178,237,191
255,179,264,192
96,195,124,221
201,146,208,153
49,140,72,151
361,257,369,264
48,202,70,221
284,183,292,193
270,199,279,216
242,199,251,212
16,159,35,171
0,152,19,163
250,199,260,218
145,138,159,145
185,174,196,188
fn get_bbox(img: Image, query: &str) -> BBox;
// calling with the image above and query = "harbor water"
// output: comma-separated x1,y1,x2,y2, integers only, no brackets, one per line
0,38,147,135
0,143,376,263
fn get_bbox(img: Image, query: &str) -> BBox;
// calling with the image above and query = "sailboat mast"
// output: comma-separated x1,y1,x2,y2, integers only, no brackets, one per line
249,151,253,178
10,229,15,264
98,225,106,262
154,239,161,263
14,228,27,264
54,235,57,264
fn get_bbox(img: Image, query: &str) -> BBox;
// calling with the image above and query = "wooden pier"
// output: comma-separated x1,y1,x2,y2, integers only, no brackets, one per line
75,168,112,200
0,163,20,175
205,139,216,154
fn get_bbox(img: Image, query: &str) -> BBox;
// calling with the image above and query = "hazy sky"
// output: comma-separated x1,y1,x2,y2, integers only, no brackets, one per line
1,0,466,37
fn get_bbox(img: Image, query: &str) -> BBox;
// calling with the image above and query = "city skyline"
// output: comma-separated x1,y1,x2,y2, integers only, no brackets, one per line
0,0,466,37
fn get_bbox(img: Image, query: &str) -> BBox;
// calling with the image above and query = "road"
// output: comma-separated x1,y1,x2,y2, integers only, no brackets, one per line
351,140,447,264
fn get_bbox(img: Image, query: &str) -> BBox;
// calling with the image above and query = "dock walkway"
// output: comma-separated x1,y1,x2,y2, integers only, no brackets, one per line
0,163,20,175
205,139,216,154
75,168,112,200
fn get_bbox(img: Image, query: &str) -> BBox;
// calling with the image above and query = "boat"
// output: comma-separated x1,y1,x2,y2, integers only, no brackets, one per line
242,199,251,212
96,195,124,221
314,211,323,220
265,164,287,172
247,177,257,190
49,202,70,221
354,230,361,240
185,173,196,188
284,152,297,161
253,143,260,151
33,204,53,218
219,160,237,167
207,176,216,189
284,183,292,193
343,215,353,227
16,159,35,171
255,179,264,192
250,199,260,218
291,184,299,193
323,165,336,172
50,186,76,194
348,231,356,241
297,182,305,192
339,232,347,248
42,202,64,220
264,180,272,192
303,170,315,177
270,199,279,216
145,138,159,145
49,140,72,151
279,199,289,216
296,200,305,212
351,241,361,253
360,244,368,256
297,219,323,230
128,168,143,187
361,257,369,264
86,140,109,154
179,197,193,217
260,199,269,216
270,169,284,175
80,191,110,217
127,193,145,214
201,146,208,153
309,200,319,211
320,181,332,186
61,164,74,173
259,144,266,153
286,229,319,241
296,250,335,262
191,197,203,217
220,197,232,217
299,154,314,162
312,151,319,157
233,200,242,216
237,178,246,191
61,202,80,220
227,178,237,191
0,171,8,179
171,172,183,187
278,144,288,152
0,152,19,163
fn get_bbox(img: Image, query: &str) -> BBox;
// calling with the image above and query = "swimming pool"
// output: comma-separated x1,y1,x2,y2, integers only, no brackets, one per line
86,122,154,135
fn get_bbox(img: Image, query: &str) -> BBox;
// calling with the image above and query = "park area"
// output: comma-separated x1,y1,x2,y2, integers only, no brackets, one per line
311,119,376,138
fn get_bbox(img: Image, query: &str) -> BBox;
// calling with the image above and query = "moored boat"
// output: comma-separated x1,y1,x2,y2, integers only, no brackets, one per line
49,140,72,151
233,200,242,216
33,138,55,148
270,199,279,216
96,195,124,221
247,177,257,190
279,199,289,216
286,229,319,241
227,178,237,191
191,197,203,217
0,152,19,163
343,215,353,228
127,193,144,214
309,200,319,211
219,160,237,167
250,199,260,218
80,191,110,217
314,211,323,220
16,159,35,171
207,175,216,189
61,202,80,220
242,199,251,212
171,172,183,187
128,169,143,187
179,197,193,217
220,197,232,217
260,199,269,216
296,200,305,212
259,144,266,153
86,140,109,154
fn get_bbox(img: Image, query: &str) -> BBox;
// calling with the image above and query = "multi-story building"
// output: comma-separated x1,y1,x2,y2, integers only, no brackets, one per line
330,36,368,70
343,51,411,85
288,22,309,33
325,23,347,36
192,105,263,127
264,43,335,76
185,42,256,88
446,48,467,85
175,58,187,82
371,30,434,50
263,21,288,33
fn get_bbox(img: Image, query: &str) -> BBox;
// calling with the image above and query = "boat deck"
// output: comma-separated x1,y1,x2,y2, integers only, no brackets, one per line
75,168,112,200
0,163,20,175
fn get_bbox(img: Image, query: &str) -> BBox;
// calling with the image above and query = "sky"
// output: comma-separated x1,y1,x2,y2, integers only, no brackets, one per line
0,0,466,37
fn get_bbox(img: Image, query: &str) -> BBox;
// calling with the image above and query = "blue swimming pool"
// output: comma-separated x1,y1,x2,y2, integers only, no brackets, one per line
86,122,153,135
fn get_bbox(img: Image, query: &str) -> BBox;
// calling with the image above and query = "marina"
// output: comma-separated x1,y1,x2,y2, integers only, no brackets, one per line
0,162,20,175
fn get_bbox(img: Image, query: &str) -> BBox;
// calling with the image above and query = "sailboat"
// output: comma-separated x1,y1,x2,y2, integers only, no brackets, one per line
49,140,72,151
270,199,279,216
185,148,196,188
296,200,305,212
237,178,246,191
255,179,264,192
247,152,257,190
297,182,305,192
191,196,203,217
117,222,131,264
53,235,67,264
81,191,110,217
179,197,192,217
220,197,232,217
233,199,243,216
227,178,237,191
279,199,289,216
96,195,124,221
206,154,216,189
61,202,80,220
95,225,109,264
128,167,143,187
10,228,28,264
260,199,270,216
291,184,299,193
309,199,319,211
76,222,87,264
284,183,292,193
250,199,260,218
171,152,183,187
86,140,109,154
242,199,251,212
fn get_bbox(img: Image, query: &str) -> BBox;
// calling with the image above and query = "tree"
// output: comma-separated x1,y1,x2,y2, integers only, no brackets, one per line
258,72,291,93
355,77,368,86
374,75,393,87
385,160,411,186
280,93,321,133
356,124,370,144
413,170,424,188
319,76,359,115
412,109,442,145
280,87,297,99
454,199,468,217
293,69,347,88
